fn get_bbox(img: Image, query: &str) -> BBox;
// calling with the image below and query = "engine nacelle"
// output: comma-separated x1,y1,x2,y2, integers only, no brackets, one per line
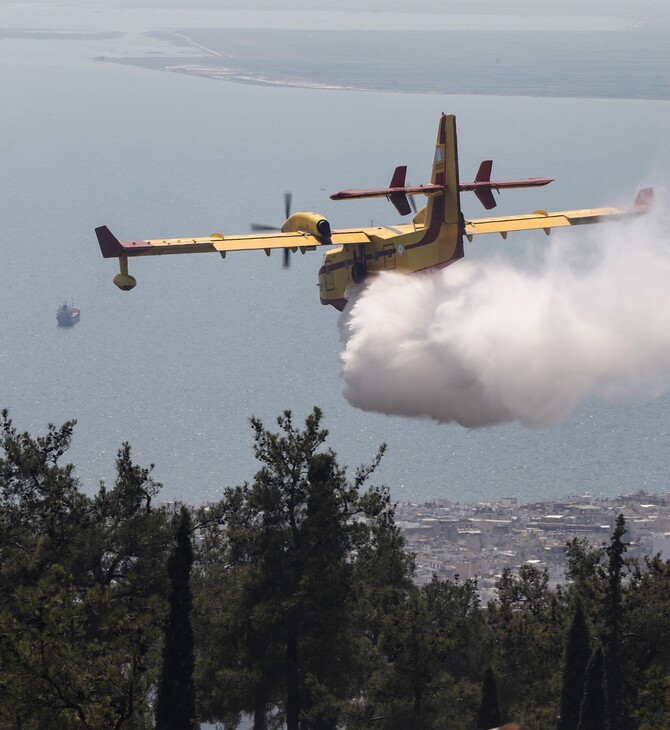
281,212,331,240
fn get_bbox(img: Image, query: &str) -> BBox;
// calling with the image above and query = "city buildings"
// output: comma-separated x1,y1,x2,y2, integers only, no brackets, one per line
395,491,670,600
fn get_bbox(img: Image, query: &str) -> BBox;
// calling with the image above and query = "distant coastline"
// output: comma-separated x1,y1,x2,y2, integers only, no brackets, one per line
96,27,670,101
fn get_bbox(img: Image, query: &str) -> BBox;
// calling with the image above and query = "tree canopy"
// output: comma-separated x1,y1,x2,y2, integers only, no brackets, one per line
2,407,670,729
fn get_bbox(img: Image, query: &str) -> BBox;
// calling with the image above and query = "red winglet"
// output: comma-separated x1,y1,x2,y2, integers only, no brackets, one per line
634,187,654,210
95,226,153,258
95,225,125,258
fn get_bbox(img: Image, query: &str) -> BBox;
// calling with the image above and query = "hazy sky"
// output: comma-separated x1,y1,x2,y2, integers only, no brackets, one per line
8,0,670,17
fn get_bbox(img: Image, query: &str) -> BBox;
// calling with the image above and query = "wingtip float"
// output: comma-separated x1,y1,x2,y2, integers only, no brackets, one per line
96,113,653,310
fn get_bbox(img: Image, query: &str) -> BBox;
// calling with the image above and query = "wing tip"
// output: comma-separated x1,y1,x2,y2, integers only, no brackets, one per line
95,225,124,258
634,187,654,210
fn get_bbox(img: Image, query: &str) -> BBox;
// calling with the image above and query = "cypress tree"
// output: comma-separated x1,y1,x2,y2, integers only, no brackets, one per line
577,646,606,730
557,600,591,730
155,507,197,729
476,666,501,729
604,513,628,730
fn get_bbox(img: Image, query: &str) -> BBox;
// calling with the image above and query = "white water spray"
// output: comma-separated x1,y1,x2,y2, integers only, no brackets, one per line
339,195,670,428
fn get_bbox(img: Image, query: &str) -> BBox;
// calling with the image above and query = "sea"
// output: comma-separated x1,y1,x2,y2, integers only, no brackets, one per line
2,2,670,507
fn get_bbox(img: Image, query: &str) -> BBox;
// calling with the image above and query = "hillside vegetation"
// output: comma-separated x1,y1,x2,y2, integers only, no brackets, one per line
1,407,669,729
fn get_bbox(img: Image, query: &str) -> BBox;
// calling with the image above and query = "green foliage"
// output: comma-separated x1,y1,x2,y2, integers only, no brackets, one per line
627,555,670,673
0,411,170,728
6,408,670,730
634,666,670,729
557,600,591,730
155,507,197,729
0,565,164,728
476,666,501,729
0,412,89,592
487,564,569,725
343,575,488,730
194,408,397,729
577,646,606,730
565,515,638,730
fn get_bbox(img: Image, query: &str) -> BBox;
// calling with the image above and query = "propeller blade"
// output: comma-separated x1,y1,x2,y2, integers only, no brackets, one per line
250,192,295,267
408,190,417,214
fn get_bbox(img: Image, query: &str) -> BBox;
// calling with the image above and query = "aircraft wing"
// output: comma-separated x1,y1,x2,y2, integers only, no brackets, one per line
464,188,653,241
96,226,373,259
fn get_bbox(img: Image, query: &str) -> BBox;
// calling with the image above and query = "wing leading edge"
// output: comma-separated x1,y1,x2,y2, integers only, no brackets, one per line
95,224,375,291
95,226,372,259
96,186,652,263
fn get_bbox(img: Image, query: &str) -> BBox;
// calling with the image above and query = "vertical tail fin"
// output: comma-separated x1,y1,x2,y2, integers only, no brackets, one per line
428,113,462,226
475,160,493,183
425,114,464,265
423,113,464,265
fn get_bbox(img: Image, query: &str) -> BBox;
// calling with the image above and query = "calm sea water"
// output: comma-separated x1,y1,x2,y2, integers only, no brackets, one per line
1,7,670,505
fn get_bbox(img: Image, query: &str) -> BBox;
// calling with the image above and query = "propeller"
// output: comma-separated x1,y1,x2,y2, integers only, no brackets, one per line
402,177,418,220
250,192,293,267
408,189,417,215
401,170,418,216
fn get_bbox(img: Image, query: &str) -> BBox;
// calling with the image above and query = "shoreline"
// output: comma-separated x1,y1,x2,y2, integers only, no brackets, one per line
99,55,670,103
95,25,670,103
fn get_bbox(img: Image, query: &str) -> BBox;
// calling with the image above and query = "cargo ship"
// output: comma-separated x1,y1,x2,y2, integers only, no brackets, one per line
56,301,80,327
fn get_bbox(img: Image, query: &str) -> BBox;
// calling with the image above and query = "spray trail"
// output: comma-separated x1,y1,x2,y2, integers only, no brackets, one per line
339,199,670,428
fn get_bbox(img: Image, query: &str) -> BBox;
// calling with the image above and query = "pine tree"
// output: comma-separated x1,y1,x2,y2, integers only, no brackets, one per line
0,414,170,727
194,408,392,730
155,507,197,729
557,600,591,730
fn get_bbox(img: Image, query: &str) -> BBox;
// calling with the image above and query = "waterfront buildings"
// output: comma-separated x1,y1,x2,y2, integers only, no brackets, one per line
396,491,670,600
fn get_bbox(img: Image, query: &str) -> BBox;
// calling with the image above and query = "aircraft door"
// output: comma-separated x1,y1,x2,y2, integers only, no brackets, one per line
383,244,396,270
325,265,335,290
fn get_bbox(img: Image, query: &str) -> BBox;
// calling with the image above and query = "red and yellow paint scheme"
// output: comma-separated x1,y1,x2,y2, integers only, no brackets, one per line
96,114,653,310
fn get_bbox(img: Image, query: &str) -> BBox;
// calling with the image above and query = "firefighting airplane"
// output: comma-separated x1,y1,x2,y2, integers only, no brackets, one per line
95,113,653,311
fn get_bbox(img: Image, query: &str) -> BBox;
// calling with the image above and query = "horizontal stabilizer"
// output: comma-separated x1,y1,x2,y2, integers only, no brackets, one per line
331,184,441,201
333,157,553,215
331,163,441,216
460,159,553,210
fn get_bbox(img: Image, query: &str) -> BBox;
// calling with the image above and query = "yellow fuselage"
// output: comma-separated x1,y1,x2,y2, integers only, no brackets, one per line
318,193,463,310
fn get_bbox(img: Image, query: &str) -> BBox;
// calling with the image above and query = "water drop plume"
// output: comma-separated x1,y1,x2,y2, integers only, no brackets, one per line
339,194,670,428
